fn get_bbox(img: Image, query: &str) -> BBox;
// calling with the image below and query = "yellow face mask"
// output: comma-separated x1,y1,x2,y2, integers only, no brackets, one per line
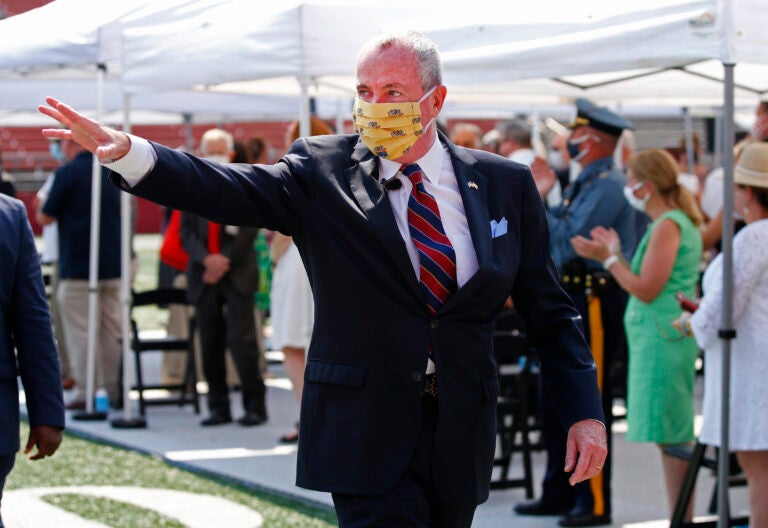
352,86,436,159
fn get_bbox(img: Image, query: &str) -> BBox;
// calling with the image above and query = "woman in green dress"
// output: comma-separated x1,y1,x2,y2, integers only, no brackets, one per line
571,149,703,522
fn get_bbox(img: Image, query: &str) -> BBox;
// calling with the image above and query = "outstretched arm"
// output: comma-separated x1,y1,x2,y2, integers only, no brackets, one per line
38,97,130,163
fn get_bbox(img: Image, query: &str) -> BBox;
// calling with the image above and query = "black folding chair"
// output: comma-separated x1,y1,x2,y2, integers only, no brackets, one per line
126,288,200,416
490,309,542,498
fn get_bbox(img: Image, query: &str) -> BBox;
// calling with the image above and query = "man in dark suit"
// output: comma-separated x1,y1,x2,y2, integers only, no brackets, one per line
40,30,606,528
180,128,266,427
0,193,65,527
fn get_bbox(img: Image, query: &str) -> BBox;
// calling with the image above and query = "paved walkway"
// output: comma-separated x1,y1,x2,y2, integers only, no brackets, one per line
19,360,749,527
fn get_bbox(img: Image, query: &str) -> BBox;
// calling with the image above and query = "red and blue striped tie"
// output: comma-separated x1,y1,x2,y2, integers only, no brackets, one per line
403,163,457,315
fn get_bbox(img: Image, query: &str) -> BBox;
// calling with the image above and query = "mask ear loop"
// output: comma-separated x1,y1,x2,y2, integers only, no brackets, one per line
416,86,438,138
629,180,645,193
417,85,438,104
568,134,590,146
636,180,654,203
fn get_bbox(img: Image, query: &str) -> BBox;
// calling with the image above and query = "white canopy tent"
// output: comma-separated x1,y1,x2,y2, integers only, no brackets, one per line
0,0,214,425
114,1,767,109
2,1,765,125
0,78,348,126
2,1,766,113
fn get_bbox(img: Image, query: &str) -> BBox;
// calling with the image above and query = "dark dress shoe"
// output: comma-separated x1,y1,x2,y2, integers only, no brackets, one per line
237,411,267,426
514,498,571,516
200,411,232,426
558,509,612,527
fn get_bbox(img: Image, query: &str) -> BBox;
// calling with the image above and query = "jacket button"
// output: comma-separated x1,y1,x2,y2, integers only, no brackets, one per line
430,319,439,329
411,371,423,382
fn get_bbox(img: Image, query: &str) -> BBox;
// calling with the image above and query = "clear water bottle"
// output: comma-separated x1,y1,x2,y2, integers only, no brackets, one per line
94,388,110,413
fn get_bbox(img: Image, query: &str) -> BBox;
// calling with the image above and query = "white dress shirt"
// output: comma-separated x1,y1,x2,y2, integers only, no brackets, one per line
378,137,479,288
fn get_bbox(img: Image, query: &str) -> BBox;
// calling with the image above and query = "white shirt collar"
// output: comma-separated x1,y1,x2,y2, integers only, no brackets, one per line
378,134,445,184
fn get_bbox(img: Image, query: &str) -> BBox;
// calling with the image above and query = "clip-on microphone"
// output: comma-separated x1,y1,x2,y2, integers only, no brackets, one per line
381,177,402,191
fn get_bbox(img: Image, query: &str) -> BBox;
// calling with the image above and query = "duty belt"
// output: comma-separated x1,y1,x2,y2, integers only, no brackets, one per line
560,255,619,296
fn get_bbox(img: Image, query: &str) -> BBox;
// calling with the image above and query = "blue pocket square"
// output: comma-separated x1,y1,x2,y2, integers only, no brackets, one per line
490,217,508,238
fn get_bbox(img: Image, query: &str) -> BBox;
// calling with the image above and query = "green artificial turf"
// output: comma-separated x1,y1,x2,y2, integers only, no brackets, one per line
8,422,336,527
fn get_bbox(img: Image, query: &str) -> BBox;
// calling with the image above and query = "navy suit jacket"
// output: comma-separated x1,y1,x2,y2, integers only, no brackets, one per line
115,133,603,505
0,194,65,455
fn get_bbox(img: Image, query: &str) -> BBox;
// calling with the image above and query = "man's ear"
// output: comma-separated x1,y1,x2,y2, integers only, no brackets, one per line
431,85,448,116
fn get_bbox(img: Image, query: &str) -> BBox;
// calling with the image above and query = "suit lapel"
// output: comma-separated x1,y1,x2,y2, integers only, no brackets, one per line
346,142,423,301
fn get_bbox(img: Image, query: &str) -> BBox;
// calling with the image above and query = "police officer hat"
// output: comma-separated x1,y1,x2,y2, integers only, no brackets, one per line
569,98,634,137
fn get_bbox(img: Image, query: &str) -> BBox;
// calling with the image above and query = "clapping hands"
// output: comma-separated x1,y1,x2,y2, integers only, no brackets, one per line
571,226,621,263
530,156,556,199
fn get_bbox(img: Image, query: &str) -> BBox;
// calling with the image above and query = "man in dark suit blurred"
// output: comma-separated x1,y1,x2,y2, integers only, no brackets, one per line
0,193,65,527
40,30,607,528
181,128,266,427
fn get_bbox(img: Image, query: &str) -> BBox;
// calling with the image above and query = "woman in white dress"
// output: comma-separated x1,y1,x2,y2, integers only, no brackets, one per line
675,142,768,528
270,232,314,443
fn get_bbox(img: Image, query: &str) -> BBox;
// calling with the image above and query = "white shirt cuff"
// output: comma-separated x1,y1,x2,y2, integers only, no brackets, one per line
102,134,157,187
583,418,607,431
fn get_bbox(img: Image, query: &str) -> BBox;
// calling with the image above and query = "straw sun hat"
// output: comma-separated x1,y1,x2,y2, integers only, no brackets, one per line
735,142,768,189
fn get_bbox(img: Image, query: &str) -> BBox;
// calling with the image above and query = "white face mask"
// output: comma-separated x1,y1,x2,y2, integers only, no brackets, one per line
205,154,230,164
623,181,650,212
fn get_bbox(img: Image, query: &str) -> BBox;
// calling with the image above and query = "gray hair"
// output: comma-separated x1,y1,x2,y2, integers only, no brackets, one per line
356,30,442,91
200,128,234,155
499,119,532,148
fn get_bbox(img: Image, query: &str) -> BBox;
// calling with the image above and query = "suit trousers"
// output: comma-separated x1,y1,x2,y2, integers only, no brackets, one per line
0,453,15,528
332,395,477,528
46,262,70,379
161,274,243,387
196,280,265,414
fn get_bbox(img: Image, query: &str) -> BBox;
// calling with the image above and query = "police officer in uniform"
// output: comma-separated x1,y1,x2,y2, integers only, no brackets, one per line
516,99,639,526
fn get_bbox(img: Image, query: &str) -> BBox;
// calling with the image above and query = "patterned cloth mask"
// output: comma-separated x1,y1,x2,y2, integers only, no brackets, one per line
353,86,436,159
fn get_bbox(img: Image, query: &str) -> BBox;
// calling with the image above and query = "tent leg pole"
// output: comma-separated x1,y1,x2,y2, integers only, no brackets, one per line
717,61,736,528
